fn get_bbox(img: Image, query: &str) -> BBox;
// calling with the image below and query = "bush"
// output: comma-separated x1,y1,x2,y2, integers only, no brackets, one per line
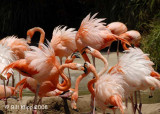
141,20,160,72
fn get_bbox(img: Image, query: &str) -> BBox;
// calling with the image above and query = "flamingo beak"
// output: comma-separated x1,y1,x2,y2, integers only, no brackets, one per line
81,46,91,55
75,54,80,58
71,100,79,112
83,63,88,74
26,35,31,44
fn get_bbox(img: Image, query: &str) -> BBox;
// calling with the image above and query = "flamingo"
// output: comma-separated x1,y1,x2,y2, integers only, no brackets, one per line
50,26,77,64
106,22,128,36
119,30,141,50
26,27,45,49
0,36,30,59
50,26,77,80
84,47,160,114
106,22,128,59
0,44,17,110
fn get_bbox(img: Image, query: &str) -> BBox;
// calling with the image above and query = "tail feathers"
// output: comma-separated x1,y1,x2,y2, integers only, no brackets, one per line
146,76,160,88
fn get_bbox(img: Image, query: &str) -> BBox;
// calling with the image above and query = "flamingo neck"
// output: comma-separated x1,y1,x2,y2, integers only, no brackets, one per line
57,72,71,91
32,27,45,49
122,42,129,50
97,53,108,76
56,64,71,91
88,68,99,97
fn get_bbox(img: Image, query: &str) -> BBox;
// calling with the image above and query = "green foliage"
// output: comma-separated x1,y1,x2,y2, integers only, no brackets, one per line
141,20,160,71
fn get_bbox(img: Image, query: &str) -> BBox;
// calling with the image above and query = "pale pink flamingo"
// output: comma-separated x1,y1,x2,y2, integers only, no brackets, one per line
50,26,78,79
106,22,128,59
106,22,128,36
120,30,141,50
0,36,30,59
0,44,17,109
84,47,160,114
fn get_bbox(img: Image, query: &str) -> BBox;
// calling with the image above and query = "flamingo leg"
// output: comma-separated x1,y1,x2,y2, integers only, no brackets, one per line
107,45,111,60
3,80,8,113
91,56,96,114
149,89,153,98
12,74,15,87
125,97,128,108
33,83,40,113
138,91,142,113
117,40,120,61
6,79,9,86
134,91,137,114
129,95,136,114
37,98,43,114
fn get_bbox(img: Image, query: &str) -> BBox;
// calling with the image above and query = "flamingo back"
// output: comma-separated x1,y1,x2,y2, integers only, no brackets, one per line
112,47,159,90
51,26,77,58
106,22,127,35
77,13,111,50
95,74,128,111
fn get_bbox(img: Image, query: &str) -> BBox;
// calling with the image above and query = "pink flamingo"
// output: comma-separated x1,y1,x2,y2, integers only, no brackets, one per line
0,36,30,59
106,22,128,59
50,26,77,64
119,30,141,50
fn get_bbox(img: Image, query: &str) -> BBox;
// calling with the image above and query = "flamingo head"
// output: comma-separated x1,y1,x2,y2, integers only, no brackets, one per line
65,52,80,64
83,62,96,74
71,92,78,111
67,63,84,71
26,29,34,44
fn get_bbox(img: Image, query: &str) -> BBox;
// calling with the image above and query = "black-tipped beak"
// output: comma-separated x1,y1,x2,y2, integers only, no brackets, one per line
75,54,80,58
83,63,88,74
81,46,91,55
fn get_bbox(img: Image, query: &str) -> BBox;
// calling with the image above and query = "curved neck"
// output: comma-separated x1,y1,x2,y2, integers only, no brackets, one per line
86,49,108,76
97,53,108,76
75,73,88,92
32,27,45,49
122,42,129,50
56,72,71,91
87,69,99,97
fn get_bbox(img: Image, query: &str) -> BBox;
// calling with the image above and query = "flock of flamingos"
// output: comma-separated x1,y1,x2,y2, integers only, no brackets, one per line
0,13,160,114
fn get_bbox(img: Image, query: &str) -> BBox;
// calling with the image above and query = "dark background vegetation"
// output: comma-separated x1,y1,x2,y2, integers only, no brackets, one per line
0,0,160,71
